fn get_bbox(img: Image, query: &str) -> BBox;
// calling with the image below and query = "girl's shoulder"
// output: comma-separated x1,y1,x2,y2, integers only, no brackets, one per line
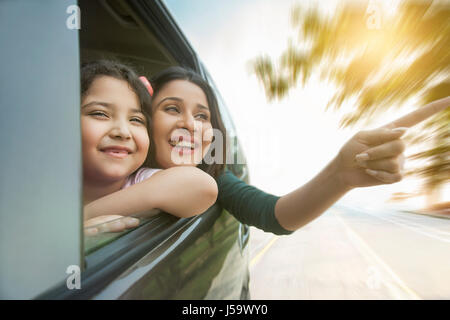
122,167,161,189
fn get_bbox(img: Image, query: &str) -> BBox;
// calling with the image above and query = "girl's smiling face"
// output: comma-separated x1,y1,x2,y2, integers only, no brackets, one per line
81,76,150,185
151,80,213,168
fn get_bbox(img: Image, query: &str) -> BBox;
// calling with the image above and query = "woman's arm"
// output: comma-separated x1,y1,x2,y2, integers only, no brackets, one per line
84,166,218,220
274,154,349,231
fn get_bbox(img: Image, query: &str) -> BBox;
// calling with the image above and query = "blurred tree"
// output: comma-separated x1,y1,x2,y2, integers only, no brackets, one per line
253,0,449,205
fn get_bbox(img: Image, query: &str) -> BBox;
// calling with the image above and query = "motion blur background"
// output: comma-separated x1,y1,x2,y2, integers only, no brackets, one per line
165,0,450,299
165,0,449,214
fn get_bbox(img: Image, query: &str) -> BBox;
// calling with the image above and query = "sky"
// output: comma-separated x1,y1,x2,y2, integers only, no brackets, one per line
163,0,446,210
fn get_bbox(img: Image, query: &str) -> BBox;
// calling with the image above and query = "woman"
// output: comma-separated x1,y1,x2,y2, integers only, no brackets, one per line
146,66,436,235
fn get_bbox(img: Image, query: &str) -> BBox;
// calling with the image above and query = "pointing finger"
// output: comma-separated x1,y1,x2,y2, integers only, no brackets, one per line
357,127,407,146
381,96,450,129
356,139,405,161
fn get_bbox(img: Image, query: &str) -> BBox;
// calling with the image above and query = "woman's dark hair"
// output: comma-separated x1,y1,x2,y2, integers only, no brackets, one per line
80,60,152,125
148,66,227,179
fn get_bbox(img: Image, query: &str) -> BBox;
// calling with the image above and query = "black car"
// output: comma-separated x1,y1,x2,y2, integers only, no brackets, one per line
0,0,250,299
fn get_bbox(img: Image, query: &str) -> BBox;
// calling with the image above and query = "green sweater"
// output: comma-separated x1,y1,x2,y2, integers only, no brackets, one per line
216,170,294,236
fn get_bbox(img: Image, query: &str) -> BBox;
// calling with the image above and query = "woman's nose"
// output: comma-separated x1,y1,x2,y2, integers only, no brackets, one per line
178,113,196,132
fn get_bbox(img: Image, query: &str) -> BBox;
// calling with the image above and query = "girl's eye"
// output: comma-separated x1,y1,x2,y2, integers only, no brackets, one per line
131,117,146,125
90,111,108,118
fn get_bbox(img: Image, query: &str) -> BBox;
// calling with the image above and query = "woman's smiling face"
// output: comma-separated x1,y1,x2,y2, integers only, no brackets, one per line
151,80,213,168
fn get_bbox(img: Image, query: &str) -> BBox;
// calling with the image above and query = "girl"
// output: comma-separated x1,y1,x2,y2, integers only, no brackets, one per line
81,61,218,235
144,66,448,235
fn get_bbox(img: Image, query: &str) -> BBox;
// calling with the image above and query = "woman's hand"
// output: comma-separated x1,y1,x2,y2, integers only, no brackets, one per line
335,96,450,190
335,127,406,189
84,215,140,236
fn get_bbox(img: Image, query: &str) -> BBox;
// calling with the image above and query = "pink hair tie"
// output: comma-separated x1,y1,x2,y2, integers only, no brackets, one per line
139,76,153,96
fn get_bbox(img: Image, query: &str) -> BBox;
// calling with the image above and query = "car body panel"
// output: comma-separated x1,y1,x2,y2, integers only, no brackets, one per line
94,208,248,299
0,0,82,299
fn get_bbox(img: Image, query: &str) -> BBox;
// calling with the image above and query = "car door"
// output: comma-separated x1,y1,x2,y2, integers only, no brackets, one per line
0,0,82,299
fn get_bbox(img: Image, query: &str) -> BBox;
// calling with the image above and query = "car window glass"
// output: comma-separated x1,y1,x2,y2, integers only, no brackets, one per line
84,210,160,255
204,69,236,134
203,68,248,178
79,0,180,257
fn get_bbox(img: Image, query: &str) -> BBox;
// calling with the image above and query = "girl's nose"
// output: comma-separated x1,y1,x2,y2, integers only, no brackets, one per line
109,120,132,139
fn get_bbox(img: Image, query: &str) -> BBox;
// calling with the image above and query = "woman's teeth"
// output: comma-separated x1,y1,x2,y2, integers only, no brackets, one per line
169,140,195,149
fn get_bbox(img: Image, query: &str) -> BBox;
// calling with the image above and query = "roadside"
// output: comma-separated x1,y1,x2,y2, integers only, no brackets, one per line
404,210,450,220
404,201,450,220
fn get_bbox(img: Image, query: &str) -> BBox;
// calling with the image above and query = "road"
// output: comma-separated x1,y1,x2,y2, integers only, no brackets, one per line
248,204,450,299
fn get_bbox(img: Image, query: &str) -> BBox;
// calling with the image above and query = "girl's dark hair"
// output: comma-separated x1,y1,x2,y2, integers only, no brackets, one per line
148,66,227,179
80,60,152,125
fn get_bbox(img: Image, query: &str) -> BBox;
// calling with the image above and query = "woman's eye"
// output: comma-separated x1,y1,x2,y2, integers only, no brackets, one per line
196,113,209,121
165,105,179,113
